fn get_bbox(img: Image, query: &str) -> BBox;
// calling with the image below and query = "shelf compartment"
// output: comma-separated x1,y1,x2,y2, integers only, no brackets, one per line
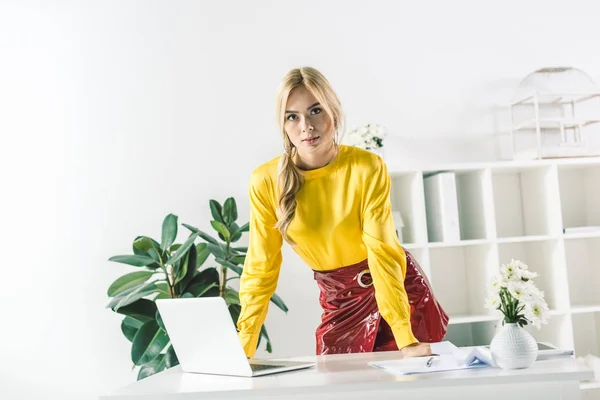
492,166,562,238
558,164,600,231
564,237,600,308
497,239,570,312
390,172,428,245
428,244,498,317
443,320,499,347
423,169,495,244
571,312,600,357
523,314,574,351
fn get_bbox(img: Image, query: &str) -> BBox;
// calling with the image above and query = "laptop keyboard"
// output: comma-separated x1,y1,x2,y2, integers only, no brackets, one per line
250,363,285,372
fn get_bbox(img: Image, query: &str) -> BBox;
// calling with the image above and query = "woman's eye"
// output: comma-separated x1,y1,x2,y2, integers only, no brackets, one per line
286,114,298,121
310,108,322,115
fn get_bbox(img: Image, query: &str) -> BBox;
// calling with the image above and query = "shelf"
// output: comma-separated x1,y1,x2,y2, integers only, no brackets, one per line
448,313,502,325
557,164,600,230
498,240,570,311
572,312,600,357
512,118,600,132
564,237,600,308
492,166,561,238
571,306,600,314
563,230,600,240
496,234,557,244
428,238,494,248
428,244,497,317
511,92,600,106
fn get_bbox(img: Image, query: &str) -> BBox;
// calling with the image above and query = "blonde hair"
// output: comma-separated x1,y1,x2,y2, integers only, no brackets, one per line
274,67,345,243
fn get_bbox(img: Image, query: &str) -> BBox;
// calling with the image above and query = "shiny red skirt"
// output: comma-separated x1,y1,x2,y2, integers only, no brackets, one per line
313,248,449,355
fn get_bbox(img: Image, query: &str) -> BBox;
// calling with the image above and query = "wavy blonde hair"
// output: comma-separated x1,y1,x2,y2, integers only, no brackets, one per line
274,67,345,244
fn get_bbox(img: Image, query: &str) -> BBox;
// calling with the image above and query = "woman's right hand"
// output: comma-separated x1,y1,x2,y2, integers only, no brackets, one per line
400,342,432,358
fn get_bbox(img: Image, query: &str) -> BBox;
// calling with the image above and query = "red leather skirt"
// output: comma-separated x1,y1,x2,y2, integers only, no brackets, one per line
313,249,448,355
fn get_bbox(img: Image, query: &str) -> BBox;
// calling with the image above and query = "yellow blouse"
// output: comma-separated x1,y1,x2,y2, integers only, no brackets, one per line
237,145,417,357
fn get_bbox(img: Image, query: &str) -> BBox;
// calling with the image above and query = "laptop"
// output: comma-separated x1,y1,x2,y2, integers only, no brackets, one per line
155,297,315,377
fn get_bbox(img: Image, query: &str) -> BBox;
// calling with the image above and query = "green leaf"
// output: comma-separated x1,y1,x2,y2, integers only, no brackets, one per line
121,317,143,342
107,271,154,297
137,353,167,380
210,200,224,223
172,249,189,286
207,243,226,259
107,282,159,311
223,197,238,224
165,345,179,368
133,236,157,253
228,303,241,326
230,230,242,243
182,224,220,245
270,292,289,313
186,268,220,297
259,325,272,353
169,244,182,252
131,320,169,366
161,214,178,252
174,244,198,294
155,282,171,297
215,258,243,275
232,246,248,253
109,254,157,267
155,310,166,332
238,222,249,232
196,243,210,269
113,299,157,322
231,255,246,265
165,232,199,266
210,220,230,240
225,288,240,305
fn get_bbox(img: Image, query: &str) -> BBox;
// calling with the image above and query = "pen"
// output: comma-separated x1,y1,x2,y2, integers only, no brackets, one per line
426,356,434,367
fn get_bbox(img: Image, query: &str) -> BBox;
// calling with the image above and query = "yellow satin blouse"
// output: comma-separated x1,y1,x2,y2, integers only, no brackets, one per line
237,145,417,357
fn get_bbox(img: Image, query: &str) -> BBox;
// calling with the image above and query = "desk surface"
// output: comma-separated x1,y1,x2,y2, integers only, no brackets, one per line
100,351,593,399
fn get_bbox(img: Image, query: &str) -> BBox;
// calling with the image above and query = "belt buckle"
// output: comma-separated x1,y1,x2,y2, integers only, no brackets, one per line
357,269,373,288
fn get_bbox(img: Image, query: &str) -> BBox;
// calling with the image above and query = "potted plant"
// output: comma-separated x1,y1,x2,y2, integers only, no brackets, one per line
485,259,550,369
106,198,288,380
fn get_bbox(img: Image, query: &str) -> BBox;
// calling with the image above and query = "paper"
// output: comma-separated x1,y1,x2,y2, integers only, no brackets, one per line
369,342,494,376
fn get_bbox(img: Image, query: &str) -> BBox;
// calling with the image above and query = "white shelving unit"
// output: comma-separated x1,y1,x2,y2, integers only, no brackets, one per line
389,157,600,362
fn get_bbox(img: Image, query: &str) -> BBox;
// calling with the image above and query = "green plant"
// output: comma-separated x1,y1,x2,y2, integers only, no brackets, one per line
106,198,288,380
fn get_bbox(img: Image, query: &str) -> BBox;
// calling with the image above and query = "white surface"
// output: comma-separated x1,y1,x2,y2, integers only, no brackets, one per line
5,1,600,399
100,352,593,400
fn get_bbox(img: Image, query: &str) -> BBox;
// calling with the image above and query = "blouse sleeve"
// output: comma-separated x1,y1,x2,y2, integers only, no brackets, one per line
361,157,418,349
237,170,283,358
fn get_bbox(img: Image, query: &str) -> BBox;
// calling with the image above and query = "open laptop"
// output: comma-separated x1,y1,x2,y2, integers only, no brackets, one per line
155,297,315,377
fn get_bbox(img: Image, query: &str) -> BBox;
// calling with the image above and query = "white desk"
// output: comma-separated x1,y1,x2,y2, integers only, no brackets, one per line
100,351,594,400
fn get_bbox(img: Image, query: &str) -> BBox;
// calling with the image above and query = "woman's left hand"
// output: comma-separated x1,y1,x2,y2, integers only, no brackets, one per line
400,342,432,358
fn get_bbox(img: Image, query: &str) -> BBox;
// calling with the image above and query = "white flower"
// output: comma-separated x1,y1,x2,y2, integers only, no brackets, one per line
346,123,388,150
485,259,550,329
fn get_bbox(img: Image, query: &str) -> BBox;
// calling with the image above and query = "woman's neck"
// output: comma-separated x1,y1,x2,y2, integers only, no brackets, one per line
294,142,338,171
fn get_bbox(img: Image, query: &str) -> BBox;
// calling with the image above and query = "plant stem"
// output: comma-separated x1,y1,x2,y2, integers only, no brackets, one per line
219,241,230,298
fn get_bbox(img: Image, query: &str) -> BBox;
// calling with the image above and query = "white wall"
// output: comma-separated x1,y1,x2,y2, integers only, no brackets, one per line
2,0,600,398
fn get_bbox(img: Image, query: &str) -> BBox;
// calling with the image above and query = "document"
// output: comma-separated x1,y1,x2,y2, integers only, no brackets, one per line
369,342,494,376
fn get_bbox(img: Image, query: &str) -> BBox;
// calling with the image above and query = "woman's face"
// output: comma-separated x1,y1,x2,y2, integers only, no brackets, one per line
284,86,334,155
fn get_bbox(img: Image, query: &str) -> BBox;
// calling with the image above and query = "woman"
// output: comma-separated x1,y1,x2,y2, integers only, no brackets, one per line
237,66,442,359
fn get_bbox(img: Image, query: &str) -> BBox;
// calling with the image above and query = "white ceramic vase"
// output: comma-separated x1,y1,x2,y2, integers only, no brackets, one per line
490,322,538,369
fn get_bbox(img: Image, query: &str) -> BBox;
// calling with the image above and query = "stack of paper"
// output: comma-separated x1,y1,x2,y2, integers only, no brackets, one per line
369,342,494,376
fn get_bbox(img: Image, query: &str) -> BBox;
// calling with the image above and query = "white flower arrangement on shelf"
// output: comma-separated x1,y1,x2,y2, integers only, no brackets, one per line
484,259,550,329
346,123,388,150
